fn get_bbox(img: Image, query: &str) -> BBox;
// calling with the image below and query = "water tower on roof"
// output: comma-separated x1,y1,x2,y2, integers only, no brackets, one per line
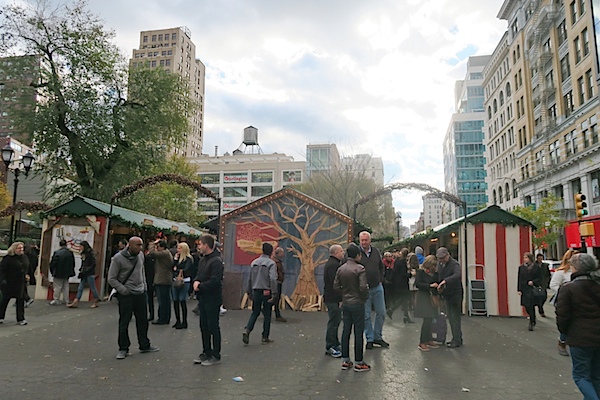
234,126,263,154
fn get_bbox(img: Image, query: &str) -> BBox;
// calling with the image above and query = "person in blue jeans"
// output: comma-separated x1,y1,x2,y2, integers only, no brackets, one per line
334,243,370,372
67,241,100,308
358,231,389,349
243,243,278,345
556,253,600,400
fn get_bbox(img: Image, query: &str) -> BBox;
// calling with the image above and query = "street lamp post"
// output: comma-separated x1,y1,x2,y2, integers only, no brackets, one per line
2,145,35,244
395,211,402,241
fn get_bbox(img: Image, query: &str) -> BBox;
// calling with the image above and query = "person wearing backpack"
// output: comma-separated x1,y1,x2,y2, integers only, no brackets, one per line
555,253,600,400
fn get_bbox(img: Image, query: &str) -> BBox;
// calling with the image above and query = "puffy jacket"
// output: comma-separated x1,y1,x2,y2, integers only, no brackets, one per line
334,259,368,305
556,272,600,348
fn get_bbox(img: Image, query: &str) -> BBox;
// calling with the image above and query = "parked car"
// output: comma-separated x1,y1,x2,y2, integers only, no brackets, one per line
543,260,561,274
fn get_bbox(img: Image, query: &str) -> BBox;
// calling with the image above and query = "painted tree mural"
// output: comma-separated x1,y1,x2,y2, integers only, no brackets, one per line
235,193,348,299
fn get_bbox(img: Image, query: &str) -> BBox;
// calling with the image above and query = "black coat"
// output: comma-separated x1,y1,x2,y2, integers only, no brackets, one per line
518,263,542,307
391,257,410,293
438,256,463,300
556,272,600,348
323,256,342,303
0,254,29,299
414,269,439,319
79,251,97,278
50,247,75,279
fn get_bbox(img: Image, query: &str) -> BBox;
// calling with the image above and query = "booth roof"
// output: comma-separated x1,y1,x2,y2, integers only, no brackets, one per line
44,195,202,236
430,204,536,235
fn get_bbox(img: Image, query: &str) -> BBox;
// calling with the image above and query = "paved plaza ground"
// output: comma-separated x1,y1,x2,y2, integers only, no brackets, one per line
0,291,580,400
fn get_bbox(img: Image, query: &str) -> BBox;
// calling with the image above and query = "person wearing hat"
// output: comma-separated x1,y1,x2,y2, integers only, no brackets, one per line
334,243,370,372
436,247,463,348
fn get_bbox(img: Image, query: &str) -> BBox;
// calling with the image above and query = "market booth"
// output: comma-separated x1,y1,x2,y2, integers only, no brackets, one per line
34,196,201,302
413,205,535,317
218,187,352,310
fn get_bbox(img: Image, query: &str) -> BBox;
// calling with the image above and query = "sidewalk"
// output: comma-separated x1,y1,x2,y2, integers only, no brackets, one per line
0,291,581,400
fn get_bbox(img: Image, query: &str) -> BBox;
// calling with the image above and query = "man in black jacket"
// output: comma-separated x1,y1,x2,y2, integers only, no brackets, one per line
323,244,344,358
193,235,224,366
436,247,463,348
49,240,75,305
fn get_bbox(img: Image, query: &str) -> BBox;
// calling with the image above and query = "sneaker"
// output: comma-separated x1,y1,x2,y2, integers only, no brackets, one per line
49,300,60,305
418,344,430,351
219,306,227,315
373,339,389,348
261,337,274,344
18,320,27,326
446,341,461,348
116,350,129,359
242,330,250,344
341,360,353,370
558,341,569,357
353,362,371,372
193,353,209,364
140,346,160,353
25,299,34,307
201,357,221,366
326,347,342,358
426,341,440,349
366,342,374,349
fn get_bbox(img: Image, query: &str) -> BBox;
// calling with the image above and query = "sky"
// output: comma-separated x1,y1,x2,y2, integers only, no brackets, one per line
5,0,509,226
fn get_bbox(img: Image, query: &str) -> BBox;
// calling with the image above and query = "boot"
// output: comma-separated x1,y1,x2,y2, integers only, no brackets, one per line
90,299,99,308
172,301,181,328
67,299,79,308
558,340,569,356
528,321,534,331
177,301,187,329
403,315,414,324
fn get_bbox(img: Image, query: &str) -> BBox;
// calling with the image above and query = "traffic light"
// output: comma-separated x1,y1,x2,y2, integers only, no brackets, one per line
575,193,588,219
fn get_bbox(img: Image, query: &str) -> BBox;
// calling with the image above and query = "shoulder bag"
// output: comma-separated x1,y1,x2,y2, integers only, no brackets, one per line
108,256,139,301
173,269,185,289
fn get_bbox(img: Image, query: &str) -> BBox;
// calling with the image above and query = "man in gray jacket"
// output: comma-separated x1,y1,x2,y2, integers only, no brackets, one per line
243,243,278,345
436,247,463,348
108,236,159,360
334,243,370,372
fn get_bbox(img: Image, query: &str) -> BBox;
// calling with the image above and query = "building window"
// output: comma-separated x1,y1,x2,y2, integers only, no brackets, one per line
582,28,589,56
579,0,586,15
158,34,163,41
558,20,567,44
578,76,585,105
199,173,220,184
565,130,578,156
591,117,598,144
160,60,165,66
251,171,273,183
172,33,177,40
560,55,571,81
223,187,248,197
251,186,273,197
143,35,148,43
564,91,575,116
165,59,171,66
151,60,156,67
592,170,600,203
586,69,594,99
152,35,157,42
570,1,577,25
574,37,582,63
550,140,560,164
513,179,518,199
583,121,590,148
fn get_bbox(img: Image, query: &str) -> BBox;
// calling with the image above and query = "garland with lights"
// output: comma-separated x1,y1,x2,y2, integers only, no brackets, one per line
0,201,51,218
111,173,219,203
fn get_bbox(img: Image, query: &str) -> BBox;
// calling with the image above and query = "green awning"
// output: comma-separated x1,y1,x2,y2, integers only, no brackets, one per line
434,204,536,235
43,195,203,236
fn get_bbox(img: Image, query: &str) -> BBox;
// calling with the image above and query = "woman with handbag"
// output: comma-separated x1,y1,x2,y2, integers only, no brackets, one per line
415,255,440,351
68,241,101,308
518,252,542,331
172,242,194,329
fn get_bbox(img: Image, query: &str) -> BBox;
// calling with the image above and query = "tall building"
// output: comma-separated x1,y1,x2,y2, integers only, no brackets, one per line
130,27,205,158
487,0,600,220
422,193,446,229
341,154,385,186
444,56,490,218
306,143,340,176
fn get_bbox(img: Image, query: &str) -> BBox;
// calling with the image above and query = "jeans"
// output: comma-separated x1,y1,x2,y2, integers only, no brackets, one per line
445,296,463,344
364,284,386,342
245,289,274,338
53,277,69,302
420,317,433,344
325,302,341,350
171,282,190,301
75,275,100,300
117,292,151,351
570,346,600,400
199,295,222,359
342,303,365,362
154,284,171,323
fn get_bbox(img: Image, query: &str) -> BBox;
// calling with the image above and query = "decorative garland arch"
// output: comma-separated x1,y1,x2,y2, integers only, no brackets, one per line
110,173,219,203
0,201,51,218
